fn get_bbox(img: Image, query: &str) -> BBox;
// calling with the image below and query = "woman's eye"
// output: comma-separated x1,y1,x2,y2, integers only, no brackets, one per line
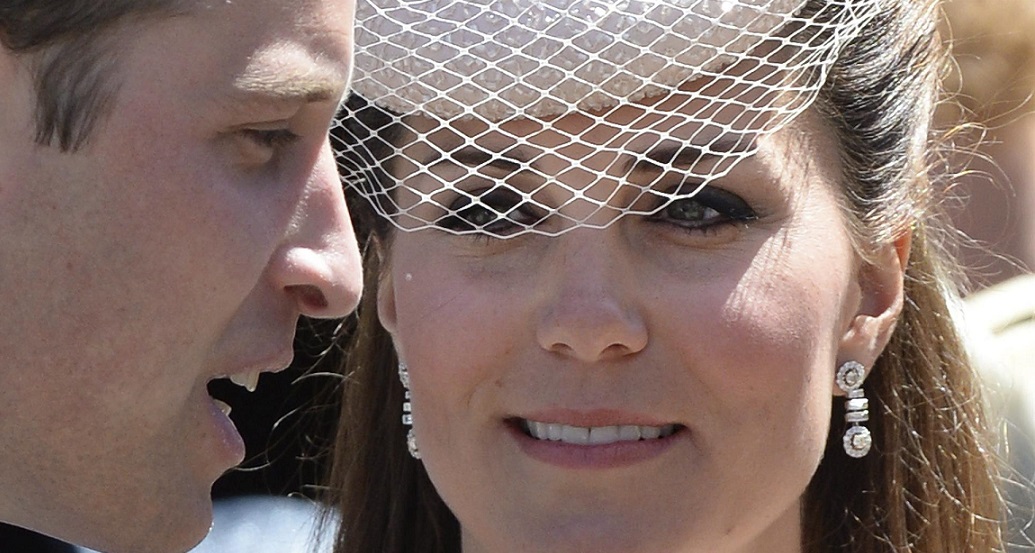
457,203,499,228
436,187,543,236
663,200,716,223
648,186,756,231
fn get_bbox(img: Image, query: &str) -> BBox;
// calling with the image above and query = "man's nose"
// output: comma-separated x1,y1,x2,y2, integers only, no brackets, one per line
269,144,362,319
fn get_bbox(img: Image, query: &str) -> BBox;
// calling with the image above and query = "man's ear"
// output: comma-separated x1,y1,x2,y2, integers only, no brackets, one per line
835,232,911,394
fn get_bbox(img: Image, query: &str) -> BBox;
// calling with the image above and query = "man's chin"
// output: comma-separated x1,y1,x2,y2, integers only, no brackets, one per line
64,495,214,553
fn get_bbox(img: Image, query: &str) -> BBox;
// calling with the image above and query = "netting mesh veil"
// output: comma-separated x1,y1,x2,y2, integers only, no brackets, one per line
333,0,880,237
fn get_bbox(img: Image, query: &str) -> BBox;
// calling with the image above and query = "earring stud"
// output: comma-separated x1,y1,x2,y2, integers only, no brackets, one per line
398,361,421,459
836,360,871,458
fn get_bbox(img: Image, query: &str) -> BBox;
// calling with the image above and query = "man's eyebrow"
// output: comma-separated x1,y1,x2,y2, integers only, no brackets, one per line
230,66,345,105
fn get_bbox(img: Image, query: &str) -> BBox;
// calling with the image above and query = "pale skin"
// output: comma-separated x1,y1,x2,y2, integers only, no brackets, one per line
0,1,361,552
377,105,907,553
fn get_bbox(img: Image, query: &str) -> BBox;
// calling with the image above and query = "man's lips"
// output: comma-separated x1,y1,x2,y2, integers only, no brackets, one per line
207,349,294,413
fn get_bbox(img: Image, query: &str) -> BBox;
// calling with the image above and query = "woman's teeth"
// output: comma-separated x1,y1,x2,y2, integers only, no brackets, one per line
523,420,678,445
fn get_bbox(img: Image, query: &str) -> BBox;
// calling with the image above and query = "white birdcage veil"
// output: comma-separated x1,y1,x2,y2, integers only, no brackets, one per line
334,0,881,237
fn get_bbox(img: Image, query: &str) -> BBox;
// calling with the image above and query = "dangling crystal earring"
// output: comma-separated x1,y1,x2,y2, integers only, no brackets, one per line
398,361,420,459
836,360,871,458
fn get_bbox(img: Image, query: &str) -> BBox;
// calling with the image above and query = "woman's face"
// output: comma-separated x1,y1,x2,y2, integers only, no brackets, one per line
377,101,904,553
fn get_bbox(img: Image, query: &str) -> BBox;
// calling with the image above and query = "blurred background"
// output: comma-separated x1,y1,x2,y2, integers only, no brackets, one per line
939,0,1035,286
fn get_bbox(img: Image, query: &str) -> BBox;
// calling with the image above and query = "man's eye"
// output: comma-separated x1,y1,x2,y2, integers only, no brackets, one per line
240,128,300,149
232,128,302,167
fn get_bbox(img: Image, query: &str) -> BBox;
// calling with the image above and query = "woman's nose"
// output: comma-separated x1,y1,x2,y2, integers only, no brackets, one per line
535,231,648,363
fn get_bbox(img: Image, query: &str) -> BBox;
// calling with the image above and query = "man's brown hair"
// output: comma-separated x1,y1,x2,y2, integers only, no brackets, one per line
0,1,189,151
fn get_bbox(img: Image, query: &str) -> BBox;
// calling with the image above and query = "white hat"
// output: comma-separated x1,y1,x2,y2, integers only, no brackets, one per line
338,0,880,236
353,0,811,120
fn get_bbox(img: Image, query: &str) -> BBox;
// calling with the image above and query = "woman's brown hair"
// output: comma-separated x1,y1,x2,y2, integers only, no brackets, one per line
324,0,1004,551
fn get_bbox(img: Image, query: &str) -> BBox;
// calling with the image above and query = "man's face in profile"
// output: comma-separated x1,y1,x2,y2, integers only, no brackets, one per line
0,0,361,551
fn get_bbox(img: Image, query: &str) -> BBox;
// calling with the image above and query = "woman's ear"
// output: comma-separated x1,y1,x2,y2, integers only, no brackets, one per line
835,232,911,393
377,269,398,335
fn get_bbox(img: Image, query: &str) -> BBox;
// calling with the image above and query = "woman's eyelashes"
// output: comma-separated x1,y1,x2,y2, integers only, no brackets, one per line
436,187,545,236
432,179,756,238
646,186,757,233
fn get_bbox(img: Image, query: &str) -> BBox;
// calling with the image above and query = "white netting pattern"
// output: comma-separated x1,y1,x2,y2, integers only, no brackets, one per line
334,0,880,237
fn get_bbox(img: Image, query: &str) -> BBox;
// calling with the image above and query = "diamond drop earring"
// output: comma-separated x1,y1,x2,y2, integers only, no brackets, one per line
836,360,871,458
398,361,420,459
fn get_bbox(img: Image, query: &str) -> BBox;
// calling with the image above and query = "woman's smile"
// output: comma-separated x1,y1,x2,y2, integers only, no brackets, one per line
520,420,681,445
504,414,688,469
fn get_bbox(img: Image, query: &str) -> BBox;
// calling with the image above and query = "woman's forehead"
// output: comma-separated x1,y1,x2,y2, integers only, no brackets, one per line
352,0,813,120
407,91,772,147
413,107,820,161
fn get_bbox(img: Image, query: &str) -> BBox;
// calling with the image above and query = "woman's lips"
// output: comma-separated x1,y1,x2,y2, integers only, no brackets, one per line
521,419,680,445
507,417,686,469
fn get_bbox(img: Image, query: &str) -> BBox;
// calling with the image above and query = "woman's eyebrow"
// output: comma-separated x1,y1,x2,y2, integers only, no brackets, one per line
428,145,530,173
628,136,755,172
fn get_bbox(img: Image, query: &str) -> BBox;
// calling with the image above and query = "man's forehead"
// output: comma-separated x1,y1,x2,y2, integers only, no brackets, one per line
183,0,352,94
231,43,348,105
